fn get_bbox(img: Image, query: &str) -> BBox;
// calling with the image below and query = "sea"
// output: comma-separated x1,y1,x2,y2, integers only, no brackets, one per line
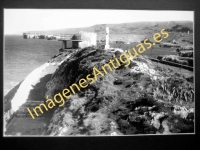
4,35,62,95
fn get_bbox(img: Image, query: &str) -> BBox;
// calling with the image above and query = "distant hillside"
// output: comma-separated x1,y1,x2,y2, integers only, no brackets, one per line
27,21,193,43
27,21,193,35
27,27,94,35
94,21,193,34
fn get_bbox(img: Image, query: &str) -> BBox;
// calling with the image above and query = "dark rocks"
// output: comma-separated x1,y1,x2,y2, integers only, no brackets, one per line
42,47,194,135
113,79,123,85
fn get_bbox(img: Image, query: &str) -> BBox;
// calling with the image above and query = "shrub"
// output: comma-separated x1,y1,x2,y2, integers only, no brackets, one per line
83,112,110,135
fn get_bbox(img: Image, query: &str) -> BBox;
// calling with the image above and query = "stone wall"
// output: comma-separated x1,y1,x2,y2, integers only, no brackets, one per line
78,31,97,48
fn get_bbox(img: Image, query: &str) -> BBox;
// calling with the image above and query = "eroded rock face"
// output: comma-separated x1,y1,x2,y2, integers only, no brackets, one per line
41,47,194,135
9,63,58,112
4,62,59,132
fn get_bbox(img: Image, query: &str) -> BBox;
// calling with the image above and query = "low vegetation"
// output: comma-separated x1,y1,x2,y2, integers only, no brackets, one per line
42,47,194,135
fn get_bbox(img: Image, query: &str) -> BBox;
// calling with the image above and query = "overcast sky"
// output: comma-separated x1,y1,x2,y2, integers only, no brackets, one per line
4,9,194,35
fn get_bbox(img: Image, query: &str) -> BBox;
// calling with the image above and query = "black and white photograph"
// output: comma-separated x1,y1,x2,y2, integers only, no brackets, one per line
3,9,194,136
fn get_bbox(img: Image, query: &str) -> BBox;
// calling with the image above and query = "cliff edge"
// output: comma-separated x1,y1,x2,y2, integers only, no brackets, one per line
4,47,194,136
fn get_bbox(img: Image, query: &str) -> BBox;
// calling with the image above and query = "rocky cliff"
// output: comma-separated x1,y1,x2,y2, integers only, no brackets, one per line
4,47,194,135
39,47,194,135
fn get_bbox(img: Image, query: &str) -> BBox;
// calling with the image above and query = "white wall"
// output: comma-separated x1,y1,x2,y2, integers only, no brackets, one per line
79,31,97,48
